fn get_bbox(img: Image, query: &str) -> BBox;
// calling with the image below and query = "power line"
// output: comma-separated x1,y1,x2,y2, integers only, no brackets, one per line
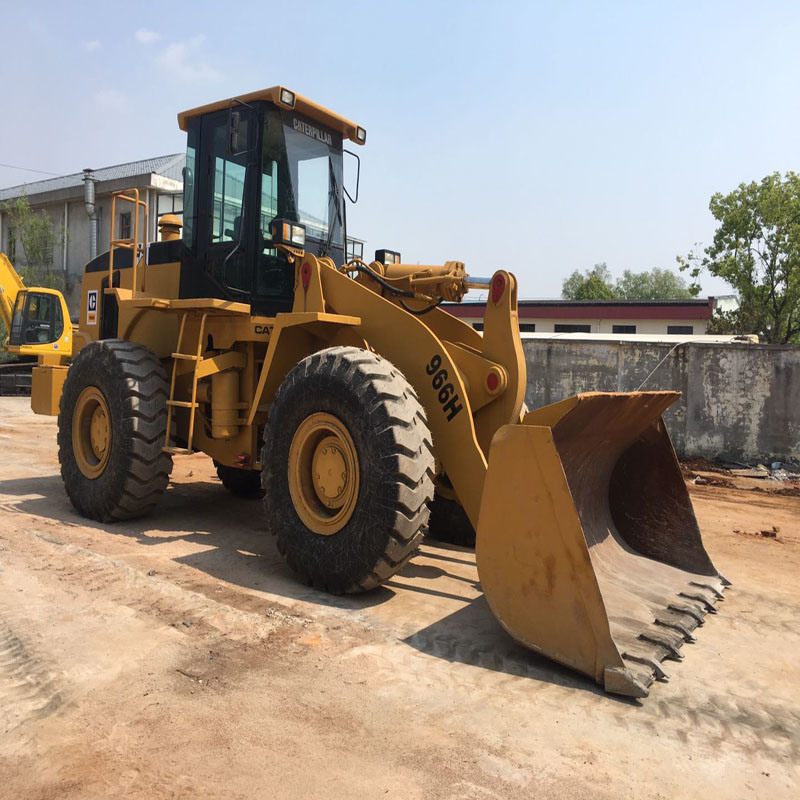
0,162,60,177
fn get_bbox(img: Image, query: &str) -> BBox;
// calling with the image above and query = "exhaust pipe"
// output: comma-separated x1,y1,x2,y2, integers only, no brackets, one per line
83,169,97,261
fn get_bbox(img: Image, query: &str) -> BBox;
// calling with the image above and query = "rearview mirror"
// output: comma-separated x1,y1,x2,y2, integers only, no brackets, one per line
229,110,241,154
343,149,360,204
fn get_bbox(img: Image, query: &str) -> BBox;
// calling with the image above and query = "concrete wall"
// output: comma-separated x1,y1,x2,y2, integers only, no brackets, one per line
522,338,800,462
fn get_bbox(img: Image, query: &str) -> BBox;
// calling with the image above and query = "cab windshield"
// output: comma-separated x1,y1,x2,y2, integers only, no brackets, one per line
260,107,344,261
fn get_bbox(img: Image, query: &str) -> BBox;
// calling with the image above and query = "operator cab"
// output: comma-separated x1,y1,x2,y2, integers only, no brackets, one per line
165,86,366,315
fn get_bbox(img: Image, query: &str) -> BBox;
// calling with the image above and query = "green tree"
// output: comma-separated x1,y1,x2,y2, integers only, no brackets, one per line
615,267,696,300
562,263,695,300
0,195,67,284
678,172,800,344
562,263,617,300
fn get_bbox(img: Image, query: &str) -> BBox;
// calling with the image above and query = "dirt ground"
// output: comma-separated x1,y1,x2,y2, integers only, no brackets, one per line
0,396,798,800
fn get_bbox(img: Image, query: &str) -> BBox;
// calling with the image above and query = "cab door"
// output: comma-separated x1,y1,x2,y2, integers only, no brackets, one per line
195,108,258,300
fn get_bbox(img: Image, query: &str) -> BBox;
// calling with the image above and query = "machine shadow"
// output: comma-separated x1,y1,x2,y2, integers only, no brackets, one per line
0,472,633,699
397,585,635,702
0,473,393,612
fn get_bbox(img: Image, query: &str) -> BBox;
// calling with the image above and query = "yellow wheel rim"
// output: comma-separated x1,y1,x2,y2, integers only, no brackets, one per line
288,412,360,535
73,386,112,479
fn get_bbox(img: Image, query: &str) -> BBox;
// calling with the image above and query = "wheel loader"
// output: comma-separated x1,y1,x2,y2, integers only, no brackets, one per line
0,86,728,697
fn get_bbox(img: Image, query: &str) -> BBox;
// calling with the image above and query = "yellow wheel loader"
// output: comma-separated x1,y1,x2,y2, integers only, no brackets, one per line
0,86,728,697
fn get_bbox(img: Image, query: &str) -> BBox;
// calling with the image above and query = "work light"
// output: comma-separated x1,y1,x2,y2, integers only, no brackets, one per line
375,249,401,265
355,126,367,144
279,88,296,108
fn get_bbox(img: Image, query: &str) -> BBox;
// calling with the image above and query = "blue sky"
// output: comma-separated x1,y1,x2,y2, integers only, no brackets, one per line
1,0,798,298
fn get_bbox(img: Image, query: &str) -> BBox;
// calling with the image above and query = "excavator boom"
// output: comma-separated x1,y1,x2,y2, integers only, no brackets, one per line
0,251,25,334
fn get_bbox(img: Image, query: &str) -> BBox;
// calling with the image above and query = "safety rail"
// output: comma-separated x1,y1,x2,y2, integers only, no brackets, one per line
109,189,148,299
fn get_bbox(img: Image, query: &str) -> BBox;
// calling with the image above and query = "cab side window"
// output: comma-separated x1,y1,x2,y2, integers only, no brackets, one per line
9,292,64,345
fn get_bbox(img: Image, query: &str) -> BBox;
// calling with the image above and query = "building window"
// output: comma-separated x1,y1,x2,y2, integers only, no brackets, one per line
554,324,591,333
346,238,363,260
473,322,484,331
612,325,636,334
7,224,16,262
119,212,132,240
157,192,184,219
519,323,536,332
667,325,693,335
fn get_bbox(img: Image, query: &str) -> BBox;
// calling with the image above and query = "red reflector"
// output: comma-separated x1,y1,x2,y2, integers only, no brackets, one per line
301,263,311,290
491,273,506,304
486,372,499,392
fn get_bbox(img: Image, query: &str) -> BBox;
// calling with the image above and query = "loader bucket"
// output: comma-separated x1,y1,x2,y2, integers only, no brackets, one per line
475,391,728,697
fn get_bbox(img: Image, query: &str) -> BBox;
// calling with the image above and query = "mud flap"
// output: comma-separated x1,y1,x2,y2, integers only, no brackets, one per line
475,392,728,697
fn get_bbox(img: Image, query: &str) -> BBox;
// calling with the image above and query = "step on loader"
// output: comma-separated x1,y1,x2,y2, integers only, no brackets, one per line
0,86,727,697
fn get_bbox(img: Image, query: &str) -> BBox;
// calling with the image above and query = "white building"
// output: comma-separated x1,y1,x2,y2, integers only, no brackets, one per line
445,298,722,336
0,155,185,311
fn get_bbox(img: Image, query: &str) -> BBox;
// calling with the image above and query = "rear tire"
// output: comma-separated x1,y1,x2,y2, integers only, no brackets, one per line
58,340,173,522
427,402,529,548
427,491,476,547
215,462,264,498
261,346,434,594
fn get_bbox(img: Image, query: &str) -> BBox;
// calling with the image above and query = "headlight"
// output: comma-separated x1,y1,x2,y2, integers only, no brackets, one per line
279,88,296,108
270,219,306,247
355,126,367,144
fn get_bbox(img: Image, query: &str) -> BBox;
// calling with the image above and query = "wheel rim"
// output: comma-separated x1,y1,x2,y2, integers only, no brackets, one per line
73,386,112,479
288,412,360,535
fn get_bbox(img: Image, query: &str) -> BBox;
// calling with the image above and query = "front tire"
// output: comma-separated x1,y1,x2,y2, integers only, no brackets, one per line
261,347,434,594
58,340,173,522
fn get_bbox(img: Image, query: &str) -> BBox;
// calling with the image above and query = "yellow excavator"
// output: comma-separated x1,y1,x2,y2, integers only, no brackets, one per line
0,86,727,697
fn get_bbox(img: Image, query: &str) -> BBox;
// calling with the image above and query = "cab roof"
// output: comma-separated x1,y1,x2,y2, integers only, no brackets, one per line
176,86,365,145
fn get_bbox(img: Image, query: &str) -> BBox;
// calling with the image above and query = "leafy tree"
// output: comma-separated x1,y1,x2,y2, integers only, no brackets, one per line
678,172,800,344
562,263,695,300
616,267,695,300
1,195,67,283
562,263,617,300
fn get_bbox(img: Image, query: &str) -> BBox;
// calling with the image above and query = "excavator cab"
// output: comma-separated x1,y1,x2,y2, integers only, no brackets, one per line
0,254,72,358
8,290,67,348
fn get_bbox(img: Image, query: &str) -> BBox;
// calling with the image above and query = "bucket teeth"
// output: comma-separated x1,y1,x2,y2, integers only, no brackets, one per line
654,618,696,643
668,603,705,626
638,631,685,660
622,651,669,682
604,665,652,698
679,592,718,613
690,581,725,600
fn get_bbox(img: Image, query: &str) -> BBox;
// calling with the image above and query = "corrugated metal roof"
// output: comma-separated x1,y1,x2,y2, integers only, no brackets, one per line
0,154,185,201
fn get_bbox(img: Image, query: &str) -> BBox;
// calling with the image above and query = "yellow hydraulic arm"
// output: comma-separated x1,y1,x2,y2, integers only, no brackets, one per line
0,251,25,334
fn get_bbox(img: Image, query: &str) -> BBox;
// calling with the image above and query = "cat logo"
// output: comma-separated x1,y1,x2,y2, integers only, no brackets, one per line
254,325,271,335
87,290,98,325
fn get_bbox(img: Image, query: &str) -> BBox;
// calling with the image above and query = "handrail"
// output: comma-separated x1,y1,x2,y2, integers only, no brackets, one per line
109,189,148,299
